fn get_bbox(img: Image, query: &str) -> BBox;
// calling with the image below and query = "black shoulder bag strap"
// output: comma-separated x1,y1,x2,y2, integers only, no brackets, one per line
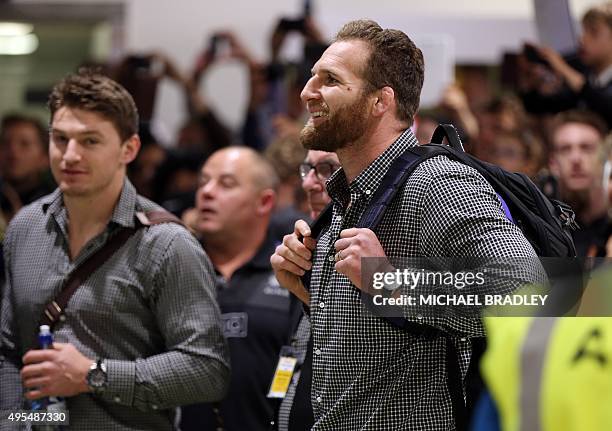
39,210,183,331
300,203,333,292
359,140,471,430
362,124,474,431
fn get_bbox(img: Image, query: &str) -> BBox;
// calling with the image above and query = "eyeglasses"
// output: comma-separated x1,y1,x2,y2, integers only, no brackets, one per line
299,161,340,181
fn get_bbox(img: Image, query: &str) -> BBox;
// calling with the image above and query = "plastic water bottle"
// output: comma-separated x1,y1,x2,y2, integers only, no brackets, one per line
30,325,67,430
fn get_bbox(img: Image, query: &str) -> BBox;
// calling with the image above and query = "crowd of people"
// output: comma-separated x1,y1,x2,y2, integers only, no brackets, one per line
1,2,612,431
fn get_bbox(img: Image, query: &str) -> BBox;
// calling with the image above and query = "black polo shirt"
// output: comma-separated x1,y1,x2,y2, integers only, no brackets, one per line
573,214,611,257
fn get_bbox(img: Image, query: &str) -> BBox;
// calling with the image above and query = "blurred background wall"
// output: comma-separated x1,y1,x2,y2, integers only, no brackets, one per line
0,0,603,142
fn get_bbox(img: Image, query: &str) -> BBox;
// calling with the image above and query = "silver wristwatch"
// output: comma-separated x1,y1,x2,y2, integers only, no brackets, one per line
86,359,108,394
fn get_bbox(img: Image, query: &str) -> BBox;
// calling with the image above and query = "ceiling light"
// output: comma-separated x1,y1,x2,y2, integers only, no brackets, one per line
0,34,39,55
0,22,34,37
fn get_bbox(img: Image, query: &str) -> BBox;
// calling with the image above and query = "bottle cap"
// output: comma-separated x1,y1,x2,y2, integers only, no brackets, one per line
39,325,51,335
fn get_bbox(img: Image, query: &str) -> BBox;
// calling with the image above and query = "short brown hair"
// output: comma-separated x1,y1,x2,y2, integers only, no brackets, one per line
549,110,608,143
264,135,307,182
582,2,612,31
1,113,48,151
48,69,139,142
334,19,424,126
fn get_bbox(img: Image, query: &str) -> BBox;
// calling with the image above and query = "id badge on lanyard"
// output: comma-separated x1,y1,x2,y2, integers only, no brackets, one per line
267,345,297,399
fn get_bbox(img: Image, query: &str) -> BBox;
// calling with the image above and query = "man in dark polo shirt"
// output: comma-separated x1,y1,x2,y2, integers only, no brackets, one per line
180,147,295,431
549,110,610,258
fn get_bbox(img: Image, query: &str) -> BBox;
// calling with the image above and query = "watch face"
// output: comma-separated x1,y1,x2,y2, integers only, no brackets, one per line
88,363,107,392
90,369,106,387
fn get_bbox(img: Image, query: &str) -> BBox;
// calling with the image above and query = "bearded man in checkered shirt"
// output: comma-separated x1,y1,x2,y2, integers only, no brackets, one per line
271,19,544,430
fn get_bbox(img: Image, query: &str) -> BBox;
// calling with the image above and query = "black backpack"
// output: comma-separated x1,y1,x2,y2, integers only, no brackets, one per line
293,124,578,430
311,123,578,258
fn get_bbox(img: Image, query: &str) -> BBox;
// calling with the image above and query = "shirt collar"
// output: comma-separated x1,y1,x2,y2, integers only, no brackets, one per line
41,179,139,228
594,64,612,87
207,228,278,277
326,128,419,206
41,188,64,216
247,229,279,270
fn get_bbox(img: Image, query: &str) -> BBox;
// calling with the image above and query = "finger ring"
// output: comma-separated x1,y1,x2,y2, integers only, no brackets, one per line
334,251,343,262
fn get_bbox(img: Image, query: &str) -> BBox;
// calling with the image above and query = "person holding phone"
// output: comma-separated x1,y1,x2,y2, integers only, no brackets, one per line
520,2,612,128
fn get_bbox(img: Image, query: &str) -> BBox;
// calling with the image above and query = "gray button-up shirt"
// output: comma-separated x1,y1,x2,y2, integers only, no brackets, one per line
0,180,229,430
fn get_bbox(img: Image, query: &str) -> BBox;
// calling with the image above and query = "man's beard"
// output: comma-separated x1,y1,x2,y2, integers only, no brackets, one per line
300,93,370,152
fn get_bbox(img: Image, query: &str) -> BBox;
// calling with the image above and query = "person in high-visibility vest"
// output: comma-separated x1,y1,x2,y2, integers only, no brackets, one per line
472,264,612,431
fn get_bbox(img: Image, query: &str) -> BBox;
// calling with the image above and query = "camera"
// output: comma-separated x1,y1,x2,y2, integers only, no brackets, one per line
279,18,306,33
125,55,152,71
523,44,549,66
209,34,231,58
277,0,311,33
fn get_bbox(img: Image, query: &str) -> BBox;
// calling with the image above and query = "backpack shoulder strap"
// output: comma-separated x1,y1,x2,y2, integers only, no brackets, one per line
300,144,448,291
431,123,465,151
358,145,447,229
357,127,476,429
309,203,333,240
301,204,333,292
361,123,463,229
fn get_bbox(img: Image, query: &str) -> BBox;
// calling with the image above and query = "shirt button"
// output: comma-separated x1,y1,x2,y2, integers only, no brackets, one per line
328,255,335,262
314,348,322,356
316,396,322,403
460,337,467,342
417,314,423,320
365,189,371,195
319,302,325,309
114,396,121,403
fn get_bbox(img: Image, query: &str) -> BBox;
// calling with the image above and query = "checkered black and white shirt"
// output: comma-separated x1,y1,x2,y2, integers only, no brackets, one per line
308,129,542,430
0,180,229,430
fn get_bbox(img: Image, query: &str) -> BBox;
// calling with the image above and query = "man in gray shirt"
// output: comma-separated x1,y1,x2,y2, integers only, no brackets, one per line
0,70,229,430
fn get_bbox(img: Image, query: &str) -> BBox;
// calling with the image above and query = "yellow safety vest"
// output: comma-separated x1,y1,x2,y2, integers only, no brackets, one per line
481,314,612,431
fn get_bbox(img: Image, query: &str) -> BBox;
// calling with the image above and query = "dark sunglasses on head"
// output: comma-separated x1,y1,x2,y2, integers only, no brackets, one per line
299,161,340,181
